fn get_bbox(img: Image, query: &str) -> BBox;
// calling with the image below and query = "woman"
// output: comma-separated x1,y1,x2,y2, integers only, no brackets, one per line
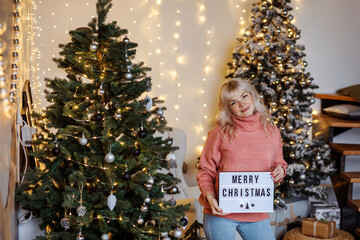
197,79,287,240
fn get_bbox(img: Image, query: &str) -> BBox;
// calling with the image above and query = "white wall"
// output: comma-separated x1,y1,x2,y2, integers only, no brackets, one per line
32,0,360,189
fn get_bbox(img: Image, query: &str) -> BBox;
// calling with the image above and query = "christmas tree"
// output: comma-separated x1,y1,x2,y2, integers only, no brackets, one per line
16,0,189,239
226,0,335,208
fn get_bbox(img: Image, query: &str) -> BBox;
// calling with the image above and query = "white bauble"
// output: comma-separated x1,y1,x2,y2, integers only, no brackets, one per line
107,193,117,211
105,152,115,163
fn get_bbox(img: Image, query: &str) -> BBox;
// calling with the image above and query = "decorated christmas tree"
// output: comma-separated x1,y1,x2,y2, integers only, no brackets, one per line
226,0,335,208
16,0,189,239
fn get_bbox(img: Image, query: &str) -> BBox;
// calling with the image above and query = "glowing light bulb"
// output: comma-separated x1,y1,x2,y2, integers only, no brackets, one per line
174,33,180,39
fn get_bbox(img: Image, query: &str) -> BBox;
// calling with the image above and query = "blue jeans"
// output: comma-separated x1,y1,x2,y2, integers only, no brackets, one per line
203,214,275,240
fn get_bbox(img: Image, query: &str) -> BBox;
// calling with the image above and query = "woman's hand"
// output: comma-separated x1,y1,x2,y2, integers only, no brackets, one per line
205,193,229,216
271,165,286,183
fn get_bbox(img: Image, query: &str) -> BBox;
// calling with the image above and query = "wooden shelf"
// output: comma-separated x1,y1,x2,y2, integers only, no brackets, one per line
348,199,360,212
313,113,360,128
314,93,357,102
341,172,360,183
330,143,360,155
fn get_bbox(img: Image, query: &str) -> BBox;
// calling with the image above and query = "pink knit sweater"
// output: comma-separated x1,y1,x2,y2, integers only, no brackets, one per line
196,113,287,222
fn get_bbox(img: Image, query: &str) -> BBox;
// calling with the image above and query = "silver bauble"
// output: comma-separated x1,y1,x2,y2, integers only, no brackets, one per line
137,217,144,225
146,86,152,92
160,232,168,237
294,99,299,105
123,37,130,43
316,154,322,161
98,88,105,95
114,110,121,120
163,237,171,240
280,98,287,104
76,232,85,240
144,196,151,204
76,205,87,216
144,182,153,191
286,124,293,131
124,72,133,79
167,159,177,168
299,173,306,180
141,204,148,212
101,234,109,240
60,217,70,230
105,152,115,163
170,186,179,194
147,176,154,184
309,98,315,104
79,133,88,146
169,198,177,207
90,43,98,51
288,15,294,21
173,229,182,238
156,108,164,116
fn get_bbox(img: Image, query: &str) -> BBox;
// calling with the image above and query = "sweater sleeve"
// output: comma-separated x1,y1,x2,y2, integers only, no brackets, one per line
271,127,287,182
196,127,222,198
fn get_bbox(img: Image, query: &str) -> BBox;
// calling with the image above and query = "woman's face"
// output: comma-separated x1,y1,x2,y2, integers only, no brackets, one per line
228,89,255,118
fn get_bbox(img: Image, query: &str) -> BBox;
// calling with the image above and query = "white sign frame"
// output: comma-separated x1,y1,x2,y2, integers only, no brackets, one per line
219,172,274,213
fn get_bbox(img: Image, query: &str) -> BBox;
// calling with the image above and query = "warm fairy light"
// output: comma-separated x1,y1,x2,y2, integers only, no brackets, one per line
176,21,181,26
202,136,206,141
177,56,183,63
200,16,206,22
175,105,179,110
156,49,161,54
174,33,180,39
156,0,161,4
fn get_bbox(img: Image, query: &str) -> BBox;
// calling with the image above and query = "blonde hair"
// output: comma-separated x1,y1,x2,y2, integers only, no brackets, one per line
216,78,273,137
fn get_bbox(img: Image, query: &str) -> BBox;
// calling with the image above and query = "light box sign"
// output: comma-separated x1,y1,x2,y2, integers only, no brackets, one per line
219,172,274,213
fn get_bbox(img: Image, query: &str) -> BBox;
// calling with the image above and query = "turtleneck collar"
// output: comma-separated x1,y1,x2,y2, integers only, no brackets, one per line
232,112,261,132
